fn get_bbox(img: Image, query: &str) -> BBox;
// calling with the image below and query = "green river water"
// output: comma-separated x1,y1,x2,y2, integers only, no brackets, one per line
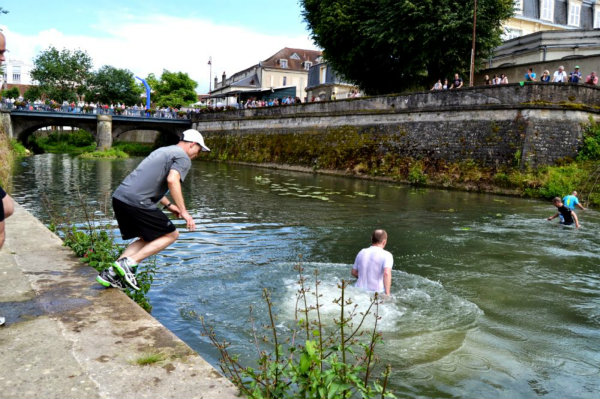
10,154,600,398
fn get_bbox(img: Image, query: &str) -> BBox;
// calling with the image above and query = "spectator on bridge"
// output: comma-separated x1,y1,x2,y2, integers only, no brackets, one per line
552,66,567,83
569,66,582,83
442,78,449,90
524,68,536,82
540,70,551,83
483,75,491,85
491,74,501,85
585,71,598,86
430,79,443,91
96,129,211,290
500,74,509,84
450,73,463,89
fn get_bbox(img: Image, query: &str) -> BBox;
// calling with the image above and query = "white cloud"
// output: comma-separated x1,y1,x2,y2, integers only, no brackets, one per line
1,13,318,93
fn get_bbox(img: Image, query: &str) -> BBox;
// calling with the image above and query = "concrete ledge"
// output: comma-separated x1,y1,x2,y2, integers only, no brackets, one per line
0,204,239,399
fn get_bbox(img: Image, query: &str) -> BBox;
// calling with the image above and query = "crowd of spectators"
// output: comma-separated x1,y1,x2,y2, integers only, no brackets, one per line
0,98,190,119
431,65,598,91
240,96,302,108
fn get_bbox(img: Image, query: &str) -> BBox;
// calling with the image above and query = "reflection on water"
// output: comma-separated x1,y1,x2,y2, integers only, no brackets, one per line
10,154,600,398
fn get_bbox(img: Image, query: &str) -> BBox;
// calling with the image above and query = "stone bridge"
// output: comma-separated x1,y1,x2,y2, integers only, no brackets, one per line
1,110,192,149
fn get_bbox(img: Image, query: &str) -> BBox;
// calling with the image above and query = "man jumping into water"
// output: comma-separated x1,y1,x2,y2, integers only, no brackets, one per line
351,229,393,296
96,129,210,290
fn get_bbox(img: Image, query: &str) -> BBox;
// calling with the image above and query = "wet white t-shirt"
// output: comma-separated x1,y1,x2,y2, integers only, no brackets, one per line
352,245,393,293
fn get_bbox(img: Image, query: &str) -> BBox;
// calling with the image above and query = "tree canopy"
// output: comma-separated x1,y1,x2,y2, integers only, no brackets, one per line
146,70,198,108
301,0,514,94
30,46,93,102
86,65,143,105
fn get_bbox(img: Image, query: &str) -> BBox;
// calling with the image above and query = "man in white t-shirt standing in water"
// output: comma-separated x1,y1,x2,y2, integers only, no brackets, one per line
96,129,210,290
351,229,393,296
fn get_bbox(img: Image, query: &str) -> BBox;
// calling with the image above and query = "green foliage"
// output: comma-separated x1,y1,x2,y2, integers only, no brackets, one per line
79,148,129,159
301,0,514,94
408,161,427,185
135,352,165,366
112,141,154,156
577,119,600,161
23,86,42,102
31,46,93,102
9,139,28,157
29,129,96,154
203,264,395,399
147,70,198,108
86,65,144,105
48,194,155,312
1,87,20,99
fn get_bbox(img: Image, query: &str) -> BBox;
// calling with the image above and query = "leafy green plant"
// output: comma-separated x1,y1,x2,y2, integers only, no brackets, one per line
79,148,129,159
202,263,395,399
46,192,155,312
29,129,96,155
408,161,427,186
577,119,600,161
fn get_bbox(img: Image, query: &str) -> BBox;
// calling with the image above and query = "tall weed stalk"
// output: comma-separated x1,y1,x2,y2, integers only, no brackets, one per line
202,260,395,398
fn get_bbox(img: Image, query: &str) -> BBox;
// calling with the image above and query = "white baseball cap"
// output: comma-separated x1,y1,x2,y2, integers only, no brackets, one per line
182,129,210,152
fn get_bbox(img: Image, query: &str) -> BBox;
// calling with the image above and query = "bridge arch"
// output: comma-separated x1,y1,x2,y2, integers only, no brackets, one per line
5,110,192,149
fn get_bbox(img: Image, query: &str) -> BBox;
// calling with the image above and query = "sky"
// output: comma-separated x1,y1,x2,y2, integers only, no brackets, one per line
0,0,320,93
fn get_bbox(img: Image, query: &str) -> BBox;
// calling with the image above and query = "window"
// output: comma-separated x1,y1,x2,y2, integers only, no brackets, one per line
12,66,21,83
304,61,312,70
280,59,288,69
282,76,287,86
540,0,554,21
290,53,300,60
319,66,327,84
502,27,523,40
568,1,581,26
594,5,600,28
514,0,523,14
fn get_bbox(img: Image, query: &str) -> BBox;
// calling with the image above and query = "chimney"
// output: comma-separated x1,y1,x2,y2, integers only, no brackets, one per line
214,76,218,88
222,71,226,82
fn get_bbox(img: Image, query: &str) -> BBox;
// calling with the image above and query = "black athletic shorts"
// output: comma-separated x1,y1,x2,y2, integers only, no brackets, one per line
112,197,176,242
0,186,6,222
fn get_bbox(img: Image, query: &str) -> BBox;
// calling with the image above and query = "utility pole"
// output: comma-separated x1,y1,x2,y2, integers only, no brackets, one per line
469,0,478,87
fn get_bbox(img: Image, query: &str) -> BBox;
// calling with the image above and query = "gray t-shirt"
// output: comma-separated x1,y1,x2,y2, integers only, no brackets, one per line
113,145,191,209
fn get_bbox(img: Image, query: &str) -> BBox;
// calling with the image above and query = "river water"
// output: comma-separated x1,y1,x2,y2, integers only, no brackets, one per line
9,154,600,398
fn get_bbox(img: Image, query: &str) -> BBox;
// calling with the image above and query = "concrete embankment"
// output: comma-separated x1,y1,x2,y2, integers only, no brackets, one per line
0,203,239,399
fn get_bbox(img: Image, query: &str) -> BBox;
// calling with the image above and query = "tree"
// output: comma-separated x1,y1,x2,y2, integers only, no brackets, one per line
301,0,514,94
23,86,42,102
30,46,93,102
148,70,198,108
1,87,20,99
86,65,143,105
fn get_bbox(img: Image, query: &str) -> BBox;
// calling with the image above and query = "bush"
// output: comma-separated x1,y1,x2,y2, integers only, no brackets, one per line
79,148,129,159
577,119,600,161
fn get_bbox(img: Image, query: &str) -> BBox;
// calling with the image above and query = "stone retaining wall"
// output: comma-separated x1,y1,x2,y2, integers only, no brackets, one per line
192,84,600,168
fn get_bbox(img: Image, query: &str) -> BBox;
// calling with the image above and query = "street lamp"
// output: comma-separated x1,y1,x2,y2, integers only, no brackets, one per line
469,0,478,87
208,56,212,94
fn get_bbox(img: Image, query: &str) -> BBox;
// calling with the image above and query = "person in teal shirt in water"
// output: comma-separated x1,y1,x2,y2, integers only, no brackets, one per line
563,191,586,211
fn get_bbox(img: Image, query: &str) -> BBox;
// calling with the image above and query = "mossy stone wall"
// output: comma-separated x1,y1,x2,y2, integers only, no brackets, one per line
193,84,600,172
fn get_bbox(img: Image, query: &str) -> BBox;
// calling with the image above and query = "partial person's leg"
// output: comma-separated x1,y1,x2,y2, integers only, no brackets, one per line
125,230,179,264
0,220,5,249
2,194,14,219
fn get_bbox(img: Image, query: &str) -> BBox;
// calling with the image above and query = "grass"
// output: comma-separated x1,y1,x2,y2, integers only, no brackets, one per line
135,352,165,366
